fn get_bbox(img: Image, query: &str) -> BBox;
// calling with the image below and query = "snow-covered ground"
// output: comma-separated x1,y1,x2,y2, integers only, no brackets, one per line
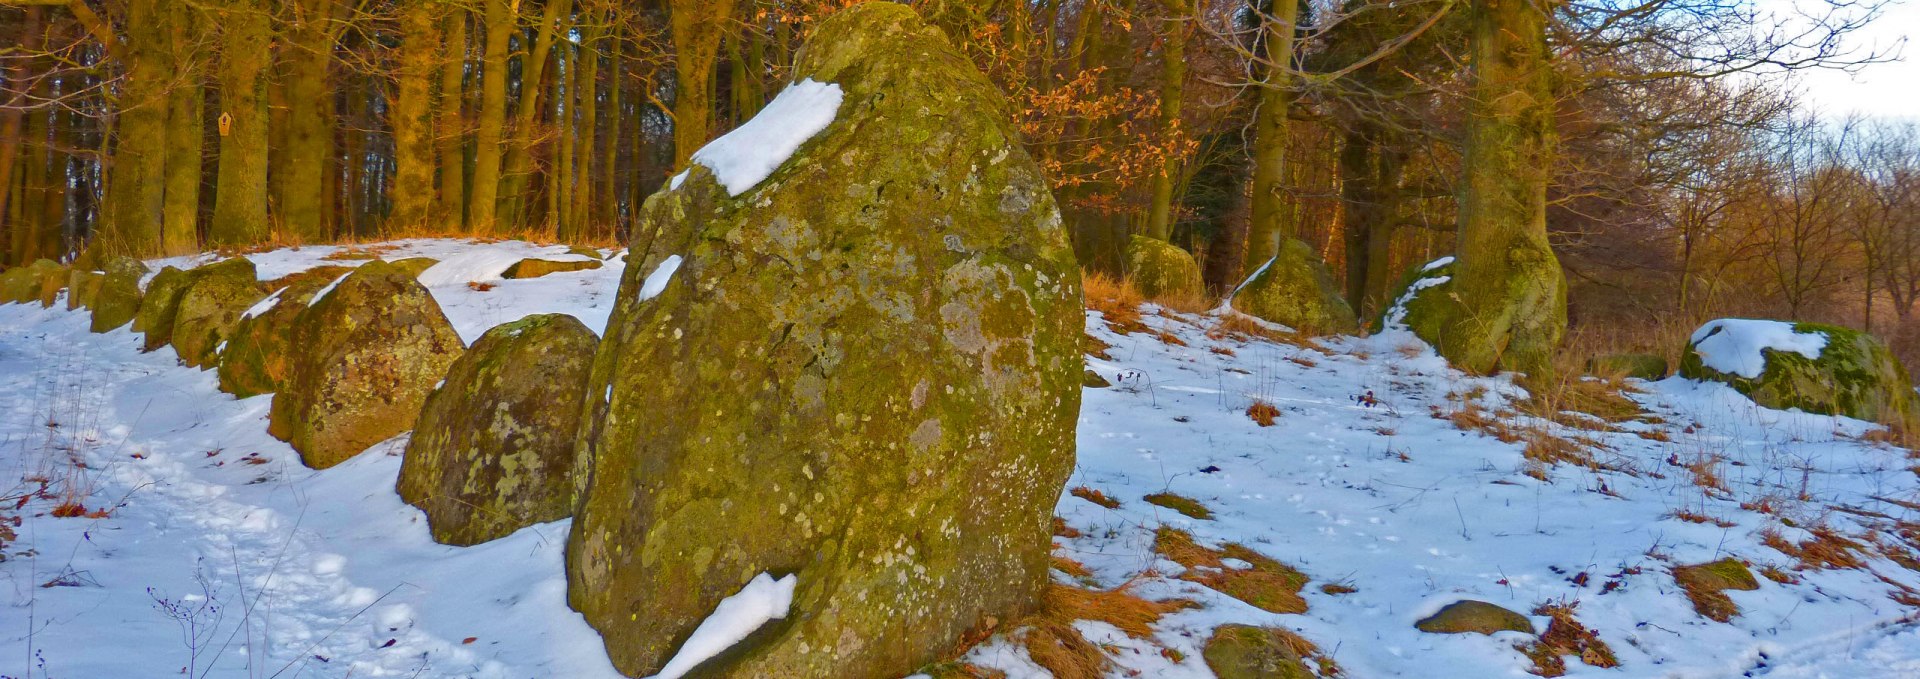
4,239,1920,678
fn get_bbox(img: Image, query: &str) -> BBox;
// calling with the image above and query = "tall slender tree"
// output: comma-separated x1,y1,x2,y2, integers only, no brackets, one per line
209,0,273,245
466,0,514,233
389,1,439,231
668,0,735,168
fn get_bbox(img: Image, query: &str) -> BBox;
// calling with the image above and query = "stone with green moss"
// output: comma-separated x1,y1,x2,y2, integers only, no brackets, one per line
397,314,596,546
216,266,355,398
566,6,1082,677
1126,235,1204,300
1231,239,1357,334
268,260,464,469
1382,248,1567,377
1680,320,1918,428
1415,600,1535,635
89,257,150,333
1203,625,1315,679
0,259,64,305
65,269,103,311
1672,557,1759,622
387,257,440,277
133,266,195,351
170,258,264,368
503,257,602,279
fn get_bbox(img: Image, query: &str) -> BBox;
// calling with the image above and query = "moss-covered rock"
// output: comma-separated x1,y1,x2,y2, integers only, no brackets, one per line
1679,320,1918,428
89,257,150,333
65,269,103,311
1203,625,1315,679
567,6,1082,677
398,314,596,546
133,266,195,351
1590,353,1668,380
0,259,64,305
1672,557,1758,622
1125,235,1204,300
1230,239,1357,334
503,257,603,279
170,258,264,368
269,260,463,469
1379,256,1455,334
215,266,355,398
1383,247,1567,376
387,257,440,277
1415,600,1535,635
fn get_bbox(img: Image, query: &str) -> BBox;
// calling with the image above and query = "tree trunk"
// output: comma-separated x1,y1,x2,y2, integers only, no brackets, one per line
1142,0,1189,241
1339,124,1377,309
209,0,274,245
669,0,736,169
0,7,41,259
568,23,600,241
100,0,170,256
437,6,469,228
466,0,513,233
1243,0,1298,274
161,2,205,255
499,0,573,227
278,0,344,243
599,32,623,232
1424,0,1566,375
389,0,439,232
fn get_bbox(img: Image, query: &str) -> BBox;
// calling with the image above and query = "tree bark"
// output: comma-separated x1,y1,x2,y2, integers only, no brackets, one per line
278,0,345,243
1142,0,1189,242
389,0,439,232
1243,0,1298,275
1426,0,1567,375
0,7,41,260
568,22,600,241
437,6,469,228
161,1,205,255
669,0,736,169
499,0,573,227
466,0,514,233
99,0,170,256
209,0,273,245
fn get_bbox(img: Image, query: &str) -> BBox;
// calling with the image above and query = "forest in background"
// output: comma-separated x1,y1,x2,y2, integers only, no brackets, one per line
0,0,1911,366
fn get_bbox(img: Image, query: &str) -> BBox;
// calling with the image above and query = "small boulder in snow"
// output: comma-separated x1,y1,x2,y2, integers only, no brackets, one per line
216,266,355,398
64,269,104,312
1125,235,1204,300
269,260,463,469
397,313,596,546
1414,600,1534,636
170,258,264,368
502,256,602,279
1229,238,1357,334
0,259,65,306
1679,319,1918,428
132,265,195,351
88,257,150,333
1203,624,1315,679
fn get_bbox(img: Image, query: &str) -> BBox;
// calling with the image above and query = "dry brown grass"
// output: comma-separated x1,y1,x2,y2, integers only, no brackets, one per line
1672,558,1759,622
1154,527,1309,614
1246,400,1281,427
1144,492,1213,520
1207,312,1303,346
1759,525,1865,571
1669,509,1738,528
1070,486,1122,510
1083,272,1145,334
1524,601,1618,676
1014,582,1193,679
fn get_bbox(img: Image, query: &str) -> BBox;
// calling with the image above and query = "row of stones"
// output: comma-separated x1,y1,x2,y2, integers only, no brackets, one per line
0,252,605,548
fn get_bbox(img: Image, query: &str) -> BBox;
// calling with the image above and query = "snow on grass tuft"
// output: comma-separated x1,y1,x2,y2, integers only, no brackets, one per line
688,79,842,196
649,572,797,679
638,255,683,302
1689,318,1827,378
241,286,287,320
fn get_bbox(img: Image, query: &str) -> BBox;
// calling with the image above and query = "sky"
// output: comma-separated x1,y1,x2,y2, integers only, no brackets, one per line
1790,0,1919,119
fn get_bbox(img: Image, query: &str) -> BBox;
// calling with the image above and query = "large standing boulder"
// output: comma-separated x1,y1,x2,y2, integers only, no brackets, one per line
215,266,355,398
133,266,195,351
268,260,463,469
1230,239,1357,334
89,257,151,333
0,260,64,305
1680,319,1918,428
397,314,596,546
567,5,1083,677
1125,234,1204,300
170,258,264,368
